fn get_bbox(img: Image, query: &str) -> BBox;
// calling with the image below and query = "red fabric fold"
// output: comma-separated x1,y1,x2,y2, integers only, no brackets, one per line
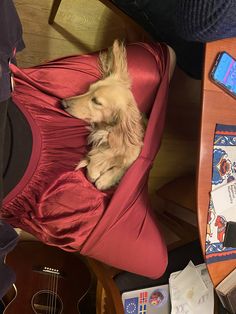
2,42,169,278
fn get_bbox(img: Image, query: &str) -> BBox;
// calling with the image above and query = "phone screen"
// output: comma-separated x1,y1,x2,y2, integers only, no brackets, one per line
211,52,236,97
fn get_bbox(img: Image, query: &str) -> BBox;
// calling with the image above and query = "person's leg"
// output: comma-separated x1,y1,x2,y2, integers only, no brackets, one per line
0,100,8,207
112,0,204,79
176,0,236,42
115,239,204,292
115,239,228,312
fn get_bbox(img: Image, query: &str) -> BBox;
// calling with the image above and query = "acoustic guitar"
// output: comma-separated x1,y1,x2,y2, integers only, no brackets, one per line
3,241,91,313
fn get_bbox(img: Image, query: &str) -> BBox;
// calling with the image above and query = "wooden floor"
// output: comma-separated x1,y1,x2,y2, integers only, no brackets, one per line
15,0,127,67
15,0,202,246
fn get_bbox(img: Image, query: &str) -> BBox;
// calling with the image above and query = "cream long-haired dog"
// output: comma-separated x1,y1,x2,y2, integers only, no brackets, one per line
62,40,145,191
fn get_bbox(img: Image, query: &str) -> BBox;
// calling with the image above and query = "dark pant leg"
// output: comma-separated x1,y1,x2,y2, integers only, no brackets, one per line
0,99,8,207
112,0,204,79
115,239,228,313
114,239,204,292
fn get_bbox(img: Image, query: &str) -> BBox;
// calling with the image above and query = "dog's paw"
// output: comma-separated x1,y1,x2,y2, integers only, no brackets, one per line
95,173,118,191
88,174,100,183
95,167,125,190
95,177,112,191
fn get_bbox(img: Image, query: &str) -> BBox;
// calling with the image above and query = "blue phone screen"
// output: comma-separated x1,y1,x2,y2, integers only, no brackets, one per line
213,52,236,95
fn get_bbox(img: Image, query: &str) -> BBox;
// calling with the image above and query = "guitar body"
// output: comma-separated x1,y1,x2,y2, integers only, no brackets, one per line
4,241,91,314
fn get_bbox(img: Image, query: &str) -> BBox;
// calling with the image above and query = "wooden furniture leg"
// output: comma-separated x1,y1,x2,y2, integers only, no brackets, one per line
86,258,124,314
48,0,63,24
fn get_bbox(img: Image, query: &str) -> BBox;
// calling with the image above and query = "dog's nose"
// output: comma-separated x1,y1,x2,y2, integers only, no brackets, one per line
61,100,69,109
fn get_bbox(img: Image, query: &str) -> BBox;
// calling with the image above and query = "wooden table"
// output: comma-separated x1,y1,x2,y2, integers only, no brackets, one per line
198,37,236,287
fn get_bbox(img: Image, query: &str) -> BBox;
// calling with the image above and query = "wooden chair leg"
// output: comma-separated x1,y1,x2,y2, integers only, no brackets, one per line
86,258,124,314
48,0,62,24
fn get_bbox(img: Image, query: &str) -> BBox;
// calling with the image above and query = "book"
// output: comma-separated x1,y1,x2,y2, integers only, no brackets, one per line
216,268,236,313
122,284,170,314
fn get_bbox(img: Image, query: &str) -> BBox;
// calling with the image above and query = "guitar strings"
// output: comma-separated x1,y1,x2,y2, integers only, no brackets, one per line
45,268,59,314
47,271,53,314
51,271,54,314
46,271,51,314
47,270,55,314
50,272,54,314
53,272,59,314
51,271,56,314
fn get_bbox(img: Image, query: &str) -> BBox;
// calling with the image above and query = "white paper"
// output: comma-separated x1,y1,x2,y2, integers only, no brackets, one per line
169,262,214,314
211,180,236,213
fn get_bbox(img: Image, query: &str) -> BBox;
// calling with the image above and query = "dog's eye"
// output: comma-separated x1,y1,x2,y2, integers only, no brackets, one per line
91,97,102,106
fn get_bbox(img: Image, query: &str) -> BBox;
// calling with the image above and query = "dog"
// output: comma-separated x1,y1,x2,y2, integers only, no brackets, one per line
62,40,144,191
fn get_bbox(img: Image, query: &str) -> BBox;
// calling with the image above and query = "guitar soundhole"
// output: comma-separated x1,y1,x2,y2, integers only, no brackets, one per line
31,290,63,314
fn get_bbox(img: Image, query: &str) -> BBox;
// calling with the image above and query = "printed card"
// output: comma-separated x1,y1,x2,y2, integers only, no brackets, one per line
211,180,236,214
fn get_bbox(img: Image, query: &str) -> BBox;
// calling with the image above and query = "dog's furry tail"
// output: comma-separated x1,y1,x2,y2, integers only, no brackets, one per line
75,158,89,170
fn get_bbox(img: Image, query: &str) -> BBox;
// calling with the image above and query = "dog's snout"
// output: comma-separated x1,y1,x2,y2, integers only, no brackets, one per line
61,99,69,109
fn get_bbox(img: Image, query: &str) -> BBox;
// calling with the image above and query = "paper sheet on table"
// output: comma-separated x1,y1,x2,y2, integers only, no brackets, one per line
211,180,236,216
169,262,214,314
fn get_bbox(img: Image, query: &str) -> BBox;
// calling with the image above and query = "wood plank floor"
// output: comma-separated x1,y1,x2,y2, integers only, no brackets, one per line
15,0,127,66
14,0,202,247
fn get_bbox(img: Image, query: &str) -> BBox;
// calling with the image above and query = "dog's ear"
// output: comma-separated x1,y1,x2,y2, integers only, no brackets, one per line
99,39,130,87
108,98,144,148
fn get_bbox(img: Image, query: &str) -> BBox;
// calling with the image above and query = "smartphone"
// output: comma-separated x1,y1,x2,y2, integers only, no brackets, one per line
210,51,236,99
